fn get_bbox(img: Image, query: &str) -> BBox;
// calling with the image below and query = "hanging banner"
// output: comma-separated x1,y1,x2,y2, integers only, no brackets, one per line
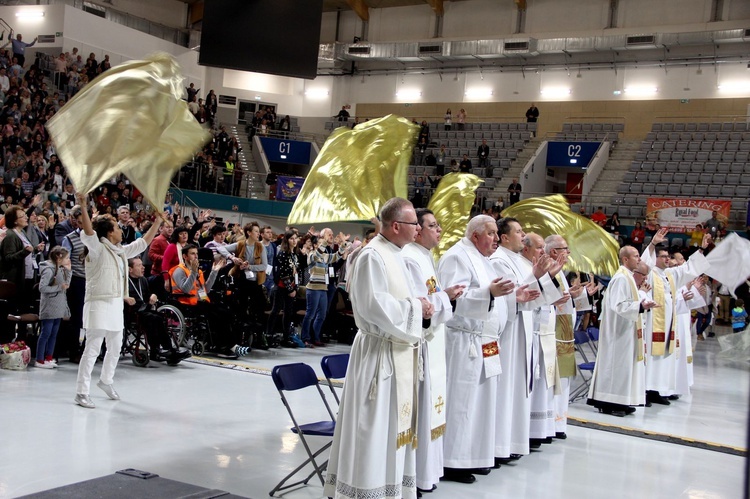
275,175,305,202
645,198,731,233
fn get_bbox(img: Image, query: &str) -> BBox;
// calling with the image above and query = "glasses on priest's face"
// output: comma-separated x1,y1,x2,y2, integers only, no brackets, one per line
395,220,420,227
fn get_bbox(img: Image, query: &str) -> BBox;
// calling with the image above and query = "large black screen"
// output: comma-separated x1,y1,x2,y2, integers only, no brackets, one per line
199,0,323,80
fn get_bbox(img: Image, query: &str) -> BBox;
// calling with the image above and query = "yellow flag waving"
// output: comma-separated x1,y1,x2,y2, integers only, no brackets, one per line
46,52,210,207
427,173,484,260
502,195,620,276
287,115,419,224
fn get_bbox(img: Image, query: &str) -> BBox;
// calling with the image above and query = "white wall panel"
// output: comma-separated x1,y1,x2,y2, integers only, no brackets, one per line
368,5,434,42
619,0,712,28
442,0,516,39
526,0,610,34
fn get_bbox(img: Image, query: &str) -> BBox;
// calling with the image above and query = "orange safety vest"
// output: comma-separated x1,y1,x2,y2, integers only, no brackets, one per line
169,263,210,305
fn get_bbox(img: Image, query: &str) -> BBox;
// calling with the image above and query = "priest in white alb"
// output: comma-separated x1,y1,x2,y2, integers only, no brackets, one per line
489,218,556,460
324,197,434,499
588,246,657,416
640,229,710,406
437,215,516,484
402,208,465,494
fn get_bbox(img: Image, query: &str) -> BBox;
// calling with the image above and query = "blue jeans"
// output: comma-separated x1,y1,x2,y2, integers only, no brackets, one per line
301,289,328,343
37,318,62,361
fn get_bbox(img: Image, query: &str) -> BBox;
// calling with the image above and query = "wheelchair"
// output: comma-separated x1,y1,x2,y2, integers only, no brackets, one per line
121,304,185,367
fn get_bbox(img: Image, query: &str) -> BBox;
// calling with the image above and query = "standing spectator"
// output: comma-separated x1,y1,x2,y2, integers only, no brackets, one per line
186,82,199,102
0,205,35,306
435,144,446,175
98,54,111,73
116,206,136,244
336,105,350,122
35,246,72,368
456,108,466,130
261,225,277,297
703,211,721,237
148,221,173,276
206,89,218,122
630,221,646,252
477,139,490,176
73,193,163,409
459,154,472,173
419,120,430,144
9,31,37,68
525,103,540,123
415,138,428,166
265,230,299,348
279,115,291,139
507,178,522,205
590,207,607,226
690,224,705,247
444,108,452,131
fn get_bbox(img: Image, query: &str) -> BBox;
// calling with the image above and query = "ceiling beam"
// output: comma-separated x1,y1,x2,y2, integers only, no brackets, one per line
425,0,444,16
515,0,527,10
345,0,369,21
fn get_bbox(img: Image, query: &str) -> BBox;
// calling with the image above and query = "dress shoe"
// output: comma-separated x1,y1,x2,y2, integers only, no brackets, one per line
555,432,568,440
74,394,95,409
529,438,543,448
668,394,680,401
312,341,325,347
625,406,637,414
600,408,627,417
542,437,553,444
417,485,437,494
96,380,120,400
646,390,671,406
441,468,475,484
495,455,522,466
468,468,491,475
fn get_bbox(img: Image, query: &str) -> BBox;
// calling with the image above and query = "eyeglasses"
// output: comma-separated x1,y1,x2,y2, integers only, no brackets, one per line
396,220,420,226
633,271,648,276
553,247,569,252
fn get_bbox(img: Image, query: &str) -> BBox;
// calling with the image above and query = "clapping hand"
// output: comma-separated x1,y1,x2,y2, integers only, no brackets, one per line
547,253,567,277
444,284,465,300
516,284,541,303
531,253,551,279
489,277,515,297
552,292,571,307
641,299,658,310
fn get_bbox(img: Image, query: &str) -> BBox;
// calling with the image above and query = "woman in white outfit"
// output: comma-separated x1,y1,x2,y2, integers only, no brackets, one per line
74,192,163,409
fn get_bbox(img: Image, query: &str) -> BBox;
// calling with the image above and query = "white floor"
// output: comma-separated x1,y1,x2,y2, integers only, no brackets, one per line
1,329,747,499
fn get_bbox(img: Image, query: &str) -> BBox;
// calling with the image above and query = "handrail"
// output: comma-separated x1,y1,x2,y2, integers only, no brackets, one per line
337,115,534,124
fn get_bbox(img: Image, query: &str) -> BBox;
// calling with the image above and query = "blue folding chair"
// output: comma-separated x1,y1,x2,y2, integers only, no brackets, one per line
569,361,595,403
586,326,600,354
321,353,350,406
270,363,337,497
573,329,593,363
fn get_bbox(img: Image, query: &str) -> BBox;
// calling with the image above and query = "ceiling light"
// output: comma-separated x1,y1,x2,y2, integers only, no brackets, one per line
16,11,44,18
305,89,330,99
465,88,494,99
718,81,750,93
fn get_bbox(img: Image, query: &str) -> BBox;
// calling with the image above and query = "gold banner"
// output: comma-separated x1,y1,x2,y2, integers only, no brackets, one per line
46,52,210,207
427,172,484,260
287,115,419,225
502,195,620,276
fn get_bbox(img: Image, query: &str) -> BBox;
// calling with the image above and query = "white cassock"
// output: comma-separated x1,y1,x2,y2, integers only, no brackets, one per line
587,266,646,406
489,247,557,457
438,238,508,469
640,249,709,395
402,243,452,490
673,283,705,396
324,235,423,499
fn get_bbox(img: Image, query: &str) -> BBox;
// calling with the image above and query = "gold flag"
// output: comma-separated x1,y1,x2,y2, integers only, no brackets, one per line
427,172,484,260
287,115,419,225
46,52,211,208
502,195,620,276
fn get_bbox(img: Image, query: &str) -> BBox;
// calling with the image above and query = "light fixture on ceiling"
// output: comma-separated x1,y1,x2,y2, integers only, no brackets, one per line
396,89,422,100
305,89,330,99
465,88,494,99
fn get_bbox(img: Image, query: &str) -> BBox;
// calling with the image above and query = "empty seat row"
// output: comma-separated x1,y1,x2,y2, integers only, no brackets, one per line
642,140,749,152
435,131,531,141
635,150,750,162
645,131,750,142
651,122,748,132
561,123,625,132
629,160,750,174
624,171,750,184
430,122,537,132
555,132,619,142
619,182,750,197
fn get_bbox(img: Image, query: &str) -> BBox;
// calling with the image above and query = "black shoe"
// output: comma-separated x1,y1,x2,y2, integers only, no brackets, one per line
625,406,636,414
529,438,544,448
441,468,475,484
667,394,680,401
542,437,553,444
707,332,716,337
216,348,239,359
555,432,568,440
468,468,491,475
167,349,191,365
646,390,671,406
600,407,627,417
417,485,437,494
645,400,652,407
280,340,298,348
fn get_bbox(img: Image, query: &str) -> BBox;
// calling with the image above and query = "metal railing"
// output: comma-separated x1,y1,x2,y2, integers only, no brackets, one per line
173,161,268,199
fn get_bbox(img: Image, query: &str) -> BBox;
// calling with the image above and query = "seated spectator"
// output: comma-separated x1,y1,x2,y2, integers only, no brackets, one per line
590,206,607,226
204,224,227,255
169,244,238,358
630,222,646,252
127,257,190,364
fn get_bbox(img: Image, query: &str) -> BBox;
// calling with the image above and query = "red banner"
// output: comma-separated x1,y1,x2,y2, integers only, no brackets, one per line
645,198,731,233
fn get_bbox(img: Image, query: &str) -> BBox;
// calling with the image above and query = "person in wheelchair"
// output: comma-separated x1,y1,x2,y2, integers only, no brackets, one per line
169,243,239,359
126,257,191,365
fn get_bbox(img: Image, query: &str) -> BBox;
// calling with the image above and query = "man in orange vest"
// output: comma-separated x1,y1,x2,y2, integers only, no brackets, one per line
170,244,240,358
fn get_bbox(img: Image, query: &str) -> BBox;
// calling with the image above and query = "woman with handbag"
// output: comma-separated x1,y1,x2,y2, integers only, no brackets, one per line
35,246,72,368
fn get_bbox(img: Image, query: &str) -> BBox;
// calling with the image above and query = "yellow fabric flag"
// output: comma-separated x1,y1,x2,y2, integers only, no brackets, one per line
287,115,419,225
502,194,620,276
427,172,484,260
46,52,211,207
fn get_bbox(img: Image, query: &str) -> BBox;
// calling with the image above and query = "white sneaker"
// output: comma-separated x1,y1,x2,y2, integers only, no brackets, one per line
47,359,58,368
74,394,95,409
35,361,54,369
97,380,120,400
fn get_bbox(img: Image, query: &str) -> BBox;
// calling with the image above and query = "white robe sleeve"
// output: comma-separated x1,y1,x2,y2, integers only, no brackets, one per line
667,251,710,289
608,274,643,322
351,250,422,344
438,253,492,321
404,256,452,326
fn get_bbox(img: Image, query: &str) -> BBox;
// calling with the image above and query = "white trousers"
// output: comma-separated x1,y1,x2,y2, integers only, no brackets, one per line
75,328,123,395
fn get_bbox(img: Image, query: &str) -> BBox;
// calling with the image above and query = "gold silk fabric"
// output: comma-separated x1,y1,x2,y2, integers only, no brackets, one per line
287,115,419,225
502,195,619,276
427,173,484,260
46,52,210,207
